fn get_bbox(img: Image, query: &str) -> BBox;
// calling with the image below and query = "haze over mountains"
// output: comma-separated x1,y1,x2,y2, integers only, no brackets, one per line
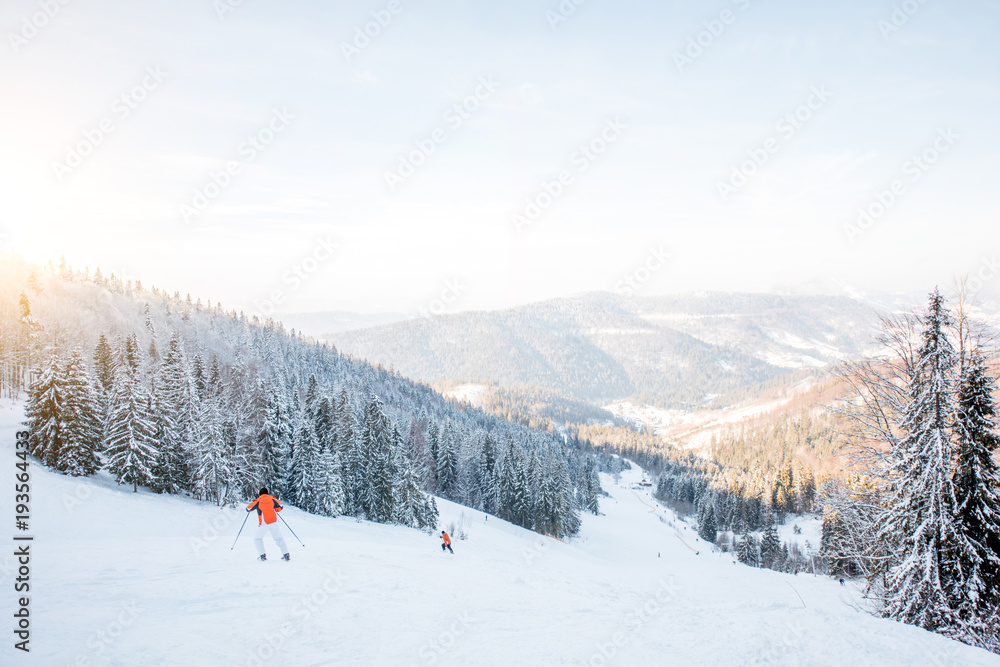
323,292,891,411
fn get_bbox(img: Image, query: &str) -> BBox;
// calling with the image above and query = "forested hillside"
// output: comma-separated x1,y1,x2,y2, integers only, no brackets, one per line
330,292,882,409
0,258,600,538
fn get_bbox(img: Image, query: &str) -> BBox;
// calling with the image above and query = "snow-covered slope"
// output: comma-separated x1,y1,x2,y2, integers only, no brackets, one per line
1,402,995,666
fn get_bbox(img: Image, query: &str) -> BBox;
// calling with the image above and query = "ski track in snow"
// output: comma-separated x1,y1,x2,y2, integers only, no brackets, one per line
0,401,996,666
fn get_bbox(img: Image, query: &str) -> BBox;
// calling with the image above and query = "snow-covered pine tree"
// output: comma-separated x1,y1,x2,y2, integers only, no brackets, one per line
453,428,479,507
192,354,207,401
696,498,709,533
258,381,292,496
498,439,523,525
776,543,790,573
335,388,359,514
798,466,817,513
105,359,159,492
314,395,335,451
880,289,969,634
192,396,233,505
581,457,602,514
406,418,433,492
426,420,440,492
479,433,499,515
152,334,194,493
24,351,63,468
528,450,546,532
952,349,1000,644
737,528,759,567
436,421,458,499
207,355,222,398
510,446,533,529
317,444,346,517
759,510,781,569
358,394,396,523
392,427,421,527
120,332,141,376
699,503,718,544
59,348,102,476
550,453,580,537
304,374,320,421
93,333,115,396
290,410,320,512
224,376,260,502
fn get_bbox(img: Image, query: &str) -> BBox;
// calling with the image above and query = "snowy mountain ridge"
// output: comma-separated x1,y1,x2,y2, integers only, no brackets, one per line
327,291,888,410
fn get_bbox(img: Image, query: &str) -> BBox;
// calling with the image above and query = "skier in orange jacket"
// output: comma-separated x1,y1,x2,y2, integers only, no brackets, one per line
441,530,454,554
247,488,289,561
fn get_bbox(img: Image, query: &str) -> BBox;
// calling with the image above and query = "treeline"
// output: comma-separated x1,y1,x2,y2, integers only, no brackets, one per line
470,384,619,432
572,423,671,473
711,410,847,479
575,415,824,520
822,290,1000,653
6,259,602,538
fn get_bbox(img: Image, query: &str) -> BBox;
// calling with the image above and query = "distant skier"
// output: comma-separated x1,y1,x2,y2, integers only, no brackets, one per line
839,577,845,586
440,531,454,554
247,488,290,562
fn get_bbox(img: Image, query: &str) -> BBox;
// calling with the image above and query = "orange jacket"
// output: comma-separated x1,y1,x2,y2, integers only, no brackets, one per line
441,531,451,546
247,494,283,525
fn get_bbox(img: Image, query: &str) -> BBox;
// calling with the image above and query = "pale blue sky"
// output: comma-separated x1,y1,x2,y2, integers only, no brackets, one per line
1,0,997,317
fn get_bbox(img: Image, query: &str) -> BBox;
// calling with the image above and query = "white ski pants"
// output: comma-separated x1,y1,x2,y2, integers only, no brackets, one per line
253,521,288,556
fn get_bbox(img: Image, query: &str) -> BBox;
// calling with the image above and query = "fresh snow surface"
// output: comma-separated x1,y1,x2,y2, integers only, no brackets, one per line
604,395,803,451
1,401,997,666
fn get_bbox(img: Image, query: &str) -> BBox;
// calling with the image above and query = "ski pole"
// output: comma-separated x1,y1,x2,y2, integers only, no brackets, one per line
278,513,305,547
230,511,251,550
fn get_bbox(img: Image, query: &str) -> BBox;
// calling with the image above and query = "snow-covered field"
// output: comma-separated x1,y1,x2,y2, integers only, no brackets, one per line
604,394,801,451
443,383,490,408
1,401,996,666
